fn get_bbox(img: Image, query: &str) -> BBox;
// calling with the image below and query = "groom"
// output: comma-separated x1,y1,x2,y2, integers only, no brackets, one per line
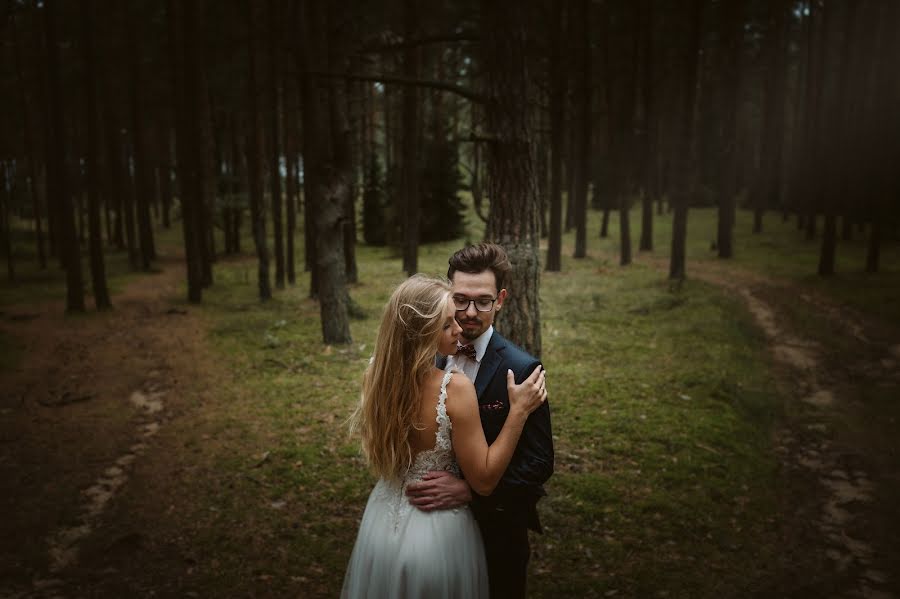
407,243,554,598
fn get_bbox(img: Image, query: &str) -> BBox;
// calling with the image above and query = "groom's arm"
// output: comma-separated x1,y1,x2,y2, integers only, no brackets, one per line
405,471,472,511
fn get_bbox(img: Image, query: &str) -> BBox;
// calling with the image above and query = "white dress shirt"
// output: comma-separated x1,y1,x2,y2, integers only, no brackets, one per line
446,325,494,383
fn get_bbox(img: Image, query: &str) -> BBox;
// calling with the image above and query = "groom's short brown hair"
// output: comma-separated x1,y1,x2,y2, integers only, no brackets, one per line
447,243,511,291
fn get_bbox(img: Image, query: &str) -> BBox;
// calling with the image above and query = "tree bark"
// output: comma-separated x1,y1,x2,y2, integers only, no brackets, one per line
482,0,541,357
545,1,565,272
246,0,272,301
285,80,298,285
401,0,421,276
172,0,204,302
819,0,852,277
11,15,47,269
573,0,591,259
1,169,12,282
716,0,743,259
81,0,111,309
638,0,656,253
268,0,285,289
44,0,85,312
299,0,352,344
755,0,790,234
126,6,156,270
669,0,703,281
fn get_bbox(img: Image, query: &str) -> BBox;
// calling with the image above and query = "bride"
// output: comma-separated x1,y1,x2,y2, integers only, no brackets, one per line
342,275,546,598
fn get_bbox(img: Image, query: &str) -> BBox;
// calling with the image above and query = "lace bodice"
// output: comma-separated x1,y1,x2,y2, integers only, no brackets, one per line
371,368,462,529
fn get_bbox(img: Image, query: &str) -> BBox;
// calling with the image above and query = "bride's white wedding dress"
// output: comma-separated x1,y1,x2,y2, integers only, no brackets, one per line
341,369,489,598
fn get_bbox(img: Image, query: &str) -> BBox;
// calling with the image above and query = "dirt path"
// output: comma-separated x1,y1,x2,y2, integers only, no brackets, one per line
0,257,220,598
648,257,900,598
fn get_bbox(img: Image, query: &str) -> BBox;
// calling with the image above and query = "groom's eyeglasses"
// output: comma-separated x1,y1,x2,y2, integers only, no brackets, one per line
452,295,497,312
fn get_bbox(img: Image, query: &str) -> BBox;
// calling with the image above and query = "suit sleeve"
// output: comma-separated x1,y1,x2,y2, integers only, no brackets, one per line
501,360,554,493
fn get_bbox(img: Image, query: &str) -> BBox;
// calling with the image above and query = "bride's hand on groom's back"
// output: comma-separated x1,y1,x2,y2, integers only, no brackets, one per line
507,366,547,417
406,470,473,511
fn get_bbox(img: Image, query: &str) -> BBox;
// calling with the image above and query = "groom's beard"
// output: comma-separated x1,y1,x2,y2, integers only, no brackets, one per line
458,318,483,342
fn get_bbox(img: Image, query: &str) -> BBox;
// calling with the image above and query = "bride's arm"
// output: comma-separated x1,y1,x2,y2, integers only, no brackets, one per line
447,371,543,496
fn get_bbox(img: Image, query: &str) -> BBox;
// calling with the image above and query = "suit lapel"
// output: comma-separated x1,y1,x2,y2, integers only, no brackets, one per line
474,332,505,400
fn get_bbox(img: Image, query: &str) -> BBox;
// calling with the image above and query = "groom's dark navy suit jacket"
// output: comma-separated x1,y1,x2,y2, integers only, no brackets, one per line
440,330,554,532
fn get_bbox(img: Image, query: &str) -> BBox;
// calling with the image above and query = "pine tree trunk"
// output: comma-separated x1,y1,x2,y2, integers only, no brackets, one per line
545,1,565,272
755,0,790,233
669,0,702,280
482,0,541,357
127,7,156,270
173,0,204,302
818,213,836,276
865,220,880,273
285,84,298,285
268,0,285,289
198,59,216,287
299,0,351,344
638,0,656,253
11,16,47,269
716,0,742,260
246,0,272,301
1,175,13,282
573,0,591,259
81,0,111,309
619,201,632,266
44,0,85,312
162,132,174,228
401,0,420,276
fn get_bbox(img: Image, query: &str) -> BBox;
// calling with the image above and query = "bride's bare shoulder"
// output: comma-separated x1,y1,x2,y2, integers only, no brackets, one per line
444,372,476,408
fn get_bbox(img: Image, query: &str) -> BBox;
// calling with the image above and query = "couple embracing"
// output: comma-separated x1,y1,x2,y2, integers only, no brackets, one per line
342,243,554,598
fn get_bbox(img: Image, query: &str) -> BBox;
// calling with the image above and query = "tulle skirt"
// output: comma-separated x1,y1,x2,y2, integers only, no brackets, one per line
341,479,489,599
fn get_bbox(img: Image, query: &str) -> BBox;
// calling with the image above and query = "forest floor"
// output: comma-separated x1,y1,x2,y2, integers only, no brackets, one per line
637,253,900,598
0,256,230,598
1,243,899,598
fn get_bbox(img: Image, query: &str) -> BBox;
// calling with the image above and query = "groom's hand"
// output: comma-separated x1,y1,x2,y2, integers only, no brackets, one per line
405,470,472,511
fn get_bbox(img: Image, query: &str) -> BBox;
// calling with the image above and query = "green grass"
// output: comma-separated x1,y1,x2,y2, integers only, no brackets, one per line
591,202,900,324
3,194,897,596
162,208,787,597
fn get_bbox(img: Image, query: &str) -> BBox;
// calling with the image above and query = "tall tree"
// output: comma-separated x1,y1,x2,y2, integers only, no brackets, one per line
715,0,743,259
818,0,855,276
1,166,12,282
44,0,85,312
126,4,156,271
865,0,898,273
669,0,703,281
299,0,352,344
268,0,285,289
638,0,657,252
284,77,298,285
754,0,789,234
11,13,47,269
401,0,421,276
545,0,565,272
482,0,541,356
246,0,272,301
173,0,204,302
572,0,591,259
80,0,111,309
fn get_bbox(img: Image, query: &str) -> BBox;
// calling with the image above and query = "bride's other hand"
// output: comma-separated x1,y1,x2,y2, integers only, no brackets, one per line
406,470,472,511
507,366,547,417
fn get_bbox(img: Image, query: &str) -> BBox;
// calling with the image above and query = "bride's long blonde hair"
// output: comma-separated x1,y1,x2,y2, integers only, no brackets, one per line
350,274,452,481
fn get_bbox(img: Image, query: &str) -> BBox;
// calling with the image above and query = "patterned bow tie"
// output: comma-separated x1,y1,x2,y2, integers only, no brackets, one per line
457,343,477,360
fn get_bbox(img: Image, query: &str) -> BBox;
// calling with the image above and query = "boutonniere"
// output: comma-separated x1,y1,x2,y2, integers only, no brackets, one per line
480,399,505,412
